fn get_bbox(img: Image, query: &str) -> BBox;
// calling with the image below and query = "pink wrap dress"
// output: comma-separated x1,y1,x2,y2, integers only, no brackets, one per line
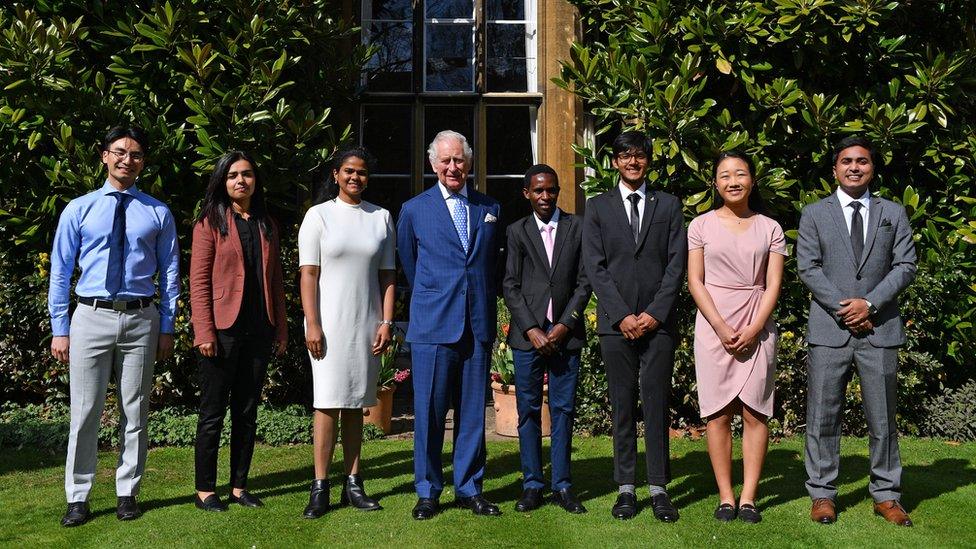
688,210,787,418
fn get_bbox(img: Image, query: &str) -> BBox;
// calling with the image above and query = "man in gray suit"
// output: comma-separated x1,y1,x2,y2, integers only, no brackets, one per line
798,136,916,527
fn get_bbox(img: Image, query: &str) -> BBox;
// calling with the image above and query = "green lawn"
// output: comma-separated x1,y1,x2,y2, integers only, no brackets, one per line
3,437,975,548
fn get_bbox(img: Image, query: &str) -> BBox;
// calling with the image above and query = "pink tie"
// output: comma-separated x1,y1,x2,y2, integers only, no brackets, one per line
542,225,555,322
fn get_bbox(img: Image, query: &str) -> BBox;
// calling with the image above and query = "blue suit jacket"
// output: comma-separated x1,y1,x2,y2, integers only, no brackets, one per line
397,184,501,345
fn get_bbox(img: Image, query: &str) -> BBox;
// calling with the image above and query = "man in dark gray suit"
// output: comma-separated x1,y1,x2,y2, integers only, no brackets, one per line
798,136,917,527
582,131,686,522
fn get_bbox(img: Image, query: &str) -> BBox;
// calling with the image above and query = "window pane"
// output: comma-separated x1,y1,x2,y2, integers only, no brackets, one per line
364,176,411,220
486,106,534,175
424,105,475,179
487,176,531,230
487,0,525,20
369,0,411,19
365,22,413,92
426,0,473,18
425,24,474,91
487,23,528,92
362,105,412,175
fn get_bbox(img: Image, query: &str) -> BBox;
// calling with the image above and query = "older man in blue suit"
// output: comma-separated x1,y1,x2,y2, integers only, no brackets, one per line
397,130,502,520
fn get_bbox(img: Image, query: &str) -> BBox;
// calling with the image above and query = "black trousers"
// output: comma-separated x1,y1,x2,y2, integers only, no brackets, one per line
194,331,271,491
600,330,675,486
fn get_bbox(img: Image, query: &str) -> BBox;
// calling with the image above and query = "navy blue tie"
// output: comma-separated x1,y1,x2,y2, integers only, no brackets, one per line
106,192,130,297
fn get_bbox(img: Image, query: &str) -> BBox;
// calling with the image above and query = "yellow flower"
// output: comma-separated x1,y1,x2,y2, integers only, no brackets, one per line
587,313,597,323
498,342,507,351
782,330,794,340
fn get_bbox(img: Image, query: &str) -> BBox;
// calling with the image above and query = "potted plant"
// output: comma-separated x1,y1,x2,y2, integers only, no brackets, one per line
364,329,409,434
490,323,551,437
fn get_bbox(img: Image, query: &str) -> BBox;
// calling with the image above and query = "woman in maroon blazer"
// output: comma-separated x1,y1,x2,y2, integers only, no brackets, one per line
189,151,287,511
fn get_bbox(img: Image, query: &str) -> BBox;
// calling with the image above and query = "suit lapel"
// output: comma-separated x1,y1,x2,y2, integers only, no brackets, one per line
858,197,883,271
609,189,637,248
826,195,858,268
523,215,551,275
425,186,465,254
550,210,571,275
635,190,659,251
225,209,244,263
467,194,483,258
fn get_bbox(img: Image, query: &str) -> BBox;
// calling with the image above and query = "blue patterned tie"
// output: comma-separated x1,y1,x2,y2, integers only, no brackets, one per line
106,191,130,297
450,193,469,253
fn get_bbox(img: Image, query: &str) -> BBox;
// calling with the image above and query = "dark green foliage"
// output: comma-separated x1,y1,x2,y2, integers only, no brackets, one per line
923,380,976,442
256,404,312,446
559,0,976,434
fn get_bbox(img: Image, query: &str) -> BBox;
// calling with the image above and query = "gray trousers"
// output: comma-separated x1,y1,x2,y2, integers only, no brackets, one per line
804,338,902,503
65,302,159,503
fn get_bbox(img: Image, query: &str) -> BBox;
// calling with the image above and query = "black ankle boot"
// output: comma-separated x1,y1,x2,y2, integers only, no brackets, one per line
340,474,382,511
302,479,329,519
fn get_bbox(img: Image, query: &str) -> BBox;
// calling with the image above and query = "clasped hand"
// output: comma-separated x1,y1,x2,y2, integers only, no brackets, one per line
838,298,874,334
527,323,570,355
619,313,659,340
716,322,761,356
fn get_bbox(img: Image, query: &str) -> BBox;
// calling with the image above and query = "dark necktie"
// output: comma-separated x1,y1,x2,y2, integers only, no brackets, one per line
850,201,864,264
106,191,130,297
627,193,641,243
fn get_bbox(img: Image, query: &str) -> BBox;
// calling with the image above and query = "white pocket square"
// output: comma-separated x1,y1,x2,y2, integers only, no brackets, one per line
484,213,497,223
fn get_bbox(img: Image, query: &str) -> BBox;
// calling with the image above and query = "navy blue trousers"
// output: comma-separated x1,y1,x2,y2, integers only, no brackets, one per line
410,324,491,499
512,346,580,491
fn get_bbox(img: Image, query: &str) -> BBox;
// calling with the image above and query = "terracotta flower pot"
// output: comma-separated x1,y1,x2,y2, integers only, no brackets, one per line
491,381,551,438
363,385,395,434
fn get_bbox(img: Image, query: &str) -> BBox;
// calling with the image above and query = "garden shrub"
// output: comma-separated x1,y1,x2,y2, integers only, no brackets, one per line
922,380,976,442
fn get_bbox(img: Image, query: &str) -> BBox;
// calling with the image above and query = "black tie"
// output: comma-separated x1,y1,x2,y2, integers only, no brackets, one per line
850,201,864,264
106,192,130,297
628,193,641,243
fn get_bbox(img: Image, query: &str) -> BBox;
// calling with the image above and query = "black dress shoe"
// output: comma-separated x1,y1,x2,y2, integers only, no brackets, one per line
552,488,587,514
737,503,762,524
228,490,263,508
412,498,439,520
302,479,329,519
713,502,736,522
116,496,142,521
611,492,637,520
515,488,544,512
195,494,229,512
61,501,90,527
651,493,679,522
456,495,501,516
341,474,382,511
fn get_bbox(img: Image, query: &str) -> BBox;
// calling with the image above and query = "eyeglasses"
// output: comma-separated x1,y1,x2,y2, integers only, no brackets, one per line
107,149,145,162
616,152,648,162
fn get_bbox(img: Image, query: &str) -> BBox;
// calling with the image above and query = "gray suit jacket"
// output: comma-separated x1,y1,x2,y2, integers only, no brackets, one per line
797,192,917,347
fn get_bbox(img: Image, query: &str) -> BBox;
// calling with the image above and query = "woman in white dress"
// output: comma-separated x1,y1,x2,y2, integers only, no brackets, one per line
298,147,396,518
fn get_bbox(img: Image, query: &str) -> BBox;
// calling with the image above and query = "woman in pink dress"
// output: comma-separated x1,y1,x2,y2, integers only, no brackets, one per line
687,151,786,524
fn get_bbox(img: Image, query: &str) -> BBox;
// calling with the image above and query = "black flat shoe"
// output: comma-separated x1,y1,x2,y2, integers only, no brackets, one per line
611,492,637,520
229,490,263,508
552,488,587,514
116,496,142,520
738,503,762,524
714,502,736,522
61,501,90,527
412,498,439,520
195,494,228,512
456,495,501,516
515,488,544,512
302,479,329,519
651,493,679,523
341,474,382,511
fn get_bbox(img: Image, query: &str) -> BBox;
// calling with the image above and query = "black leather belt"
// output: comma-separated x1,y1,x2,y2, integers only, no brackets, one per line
78,296,154,311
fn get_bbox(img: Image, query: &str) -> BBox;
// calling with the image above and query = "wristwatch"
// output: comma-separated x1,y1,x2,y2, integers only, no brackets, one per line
864,300,878,316
378,320,395,326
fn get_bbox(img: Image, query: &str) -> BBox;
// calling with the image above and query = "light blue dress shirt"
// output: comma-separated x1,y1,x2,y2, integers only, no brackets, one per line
48,181,181,336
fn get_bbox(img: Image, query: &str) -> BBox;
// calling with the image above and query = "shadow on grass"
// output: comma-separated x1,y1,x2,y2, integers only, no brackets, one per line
0,447,63,476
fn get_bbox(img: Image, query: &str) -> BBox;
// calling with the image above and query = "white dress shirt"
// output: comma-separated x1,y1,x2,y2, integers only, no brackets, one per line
438,181,469,221
836,187,871,243
533,208,560,242
618,181,647,231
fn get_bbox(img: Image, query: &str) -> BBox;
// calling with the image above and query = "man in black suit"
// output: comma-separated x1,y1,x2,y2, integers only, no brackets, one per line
503,164,591,514
582,131,686,522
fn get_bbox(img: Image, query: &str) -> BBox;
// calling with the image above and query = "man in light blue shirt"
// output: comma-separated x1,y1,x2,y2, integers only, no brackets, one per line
48,126,180,527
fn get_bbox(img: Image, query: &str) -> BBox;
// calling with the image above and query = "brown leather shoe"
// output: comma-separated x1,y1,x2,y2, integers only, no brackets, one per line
810,498,836,524
874,500,912,527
